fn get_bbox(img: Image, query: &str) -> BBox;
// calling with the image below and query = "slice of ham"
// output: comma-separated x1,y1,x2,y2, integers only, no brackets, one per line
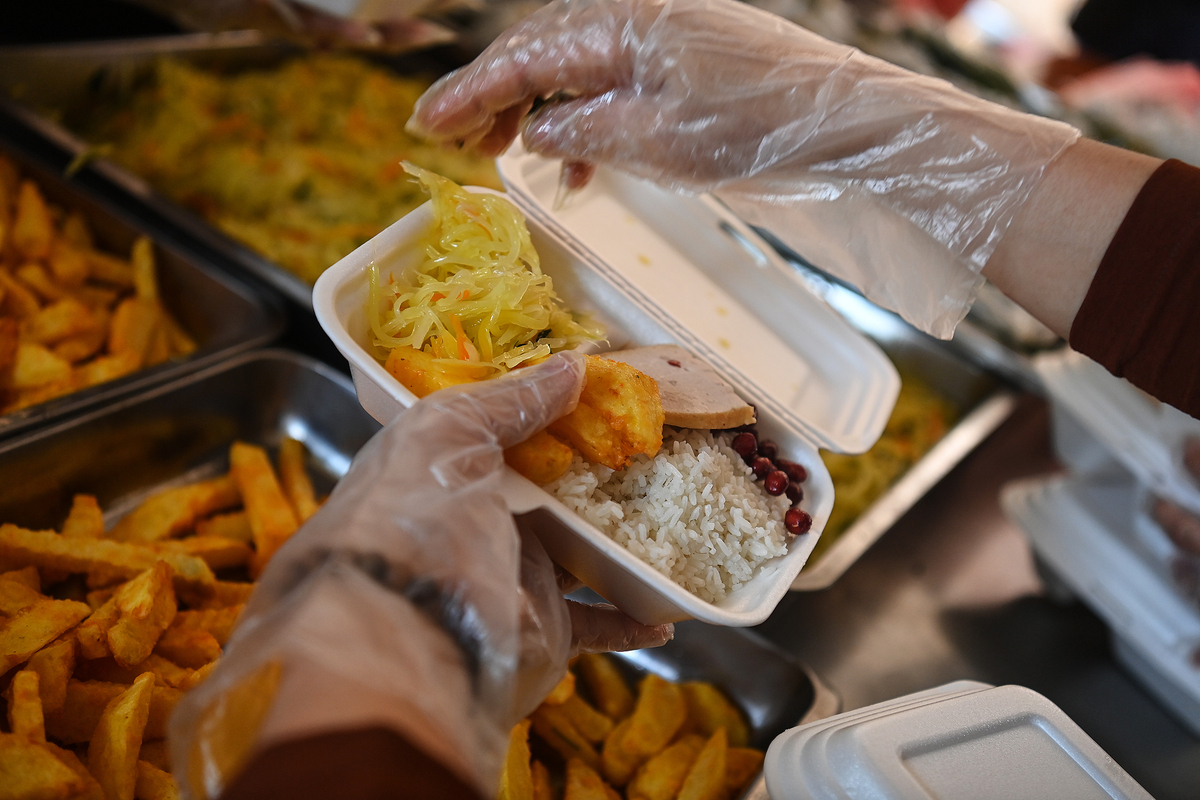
604,345,754,430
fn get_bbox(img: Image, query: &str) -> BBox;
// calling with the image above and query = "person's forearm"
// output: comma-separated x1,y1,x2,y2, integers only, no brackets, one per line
982,138,1161,339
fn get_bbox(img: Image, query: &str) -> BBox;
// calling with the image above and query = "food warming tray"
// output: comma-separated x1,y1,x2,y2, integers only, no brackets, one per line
0,134,283,440
0,350,380,530
315,151,899,627
0,32,469,309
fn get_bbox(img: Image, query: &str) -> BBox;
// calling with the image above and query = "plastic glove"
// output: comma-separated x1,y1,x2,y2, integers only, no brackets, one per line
126,0,455,50
169,352,672,799
408,0,1080,338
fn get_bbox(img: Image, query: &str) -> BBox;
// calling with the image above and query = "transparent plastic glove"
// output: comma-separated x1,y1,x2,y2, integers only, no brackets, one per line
127,0,455,50
169,352,670,799
409,0,1080,338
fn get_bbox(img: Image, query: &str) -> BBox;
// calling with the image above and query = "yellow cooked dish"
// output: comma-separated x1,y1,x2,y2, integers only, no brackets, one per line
78,55,503,284
814,374,956,558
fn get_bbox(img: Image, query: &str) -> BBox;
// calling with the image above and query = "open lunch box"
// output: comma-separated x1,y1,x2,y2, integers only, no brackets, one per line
314,142,901,627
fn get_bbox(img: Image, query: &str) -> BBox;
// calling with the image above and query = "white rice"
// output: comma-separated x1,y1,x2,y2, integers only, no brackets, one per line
545,428,791,603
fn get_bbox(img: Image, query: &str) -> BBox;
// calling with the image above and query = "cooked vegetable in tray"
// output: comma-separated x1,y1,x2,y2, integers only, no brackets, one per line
814,373,956,559
74,55,503,284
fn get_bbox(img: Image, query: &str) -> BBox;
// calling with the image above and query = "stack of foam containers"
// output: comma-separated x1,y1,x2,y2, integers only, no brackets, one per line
1001,348,1200,737
763,681,1154,800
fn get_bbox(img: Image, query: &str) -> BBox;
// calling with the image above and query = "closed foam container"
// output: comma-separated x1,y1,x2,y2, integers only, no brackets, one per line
313,145,898,627
764,681,1153,800
1003,472,1200,738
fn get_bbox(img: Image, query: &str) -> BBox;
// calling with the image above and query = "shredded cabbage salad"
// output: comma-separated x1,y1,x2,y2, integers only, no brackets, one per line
368,163,603,372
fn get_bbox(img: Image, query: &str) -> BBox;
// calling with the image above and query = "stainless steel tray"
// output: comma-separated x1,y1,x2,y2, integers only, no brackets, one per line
0,135,284,440
0,349,379,527
0,33,467,309
787,271,1018,591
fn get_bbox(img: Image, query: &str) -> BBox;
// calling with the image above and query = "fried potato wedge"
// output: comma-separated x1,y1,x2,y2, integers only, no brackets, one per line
109,477,241,543
6,669,46,742
135,760,180,800
45,680,180,745
505,429,575,485
26,638,75,715
88,672,155,800
230,442,298,576
62,494,104,539
677,728,727,800
499,720,534,800
627,734,705,800
576,653,635,720
0,594,91,673
107,562,177,669
725,747,765,798
0,732,86,800
384,345,491,398
278,438,319,523
565,757,622,800
681,682,750,748
531,703,602,773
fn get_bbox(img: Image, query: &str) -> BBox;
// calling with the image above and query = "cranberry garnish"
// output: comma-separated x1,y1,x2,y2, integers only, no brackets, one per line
785,508,812,535
776,459,808,484
758,440,778,461
763,470,789,496
667,359,682,367
731,432,758,459
751,456,774,479
786,484,804,505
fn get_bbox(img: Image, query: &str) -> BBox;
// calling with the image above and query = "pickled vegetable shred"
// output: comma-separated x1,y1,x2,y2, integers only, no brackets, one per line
368,164,602,372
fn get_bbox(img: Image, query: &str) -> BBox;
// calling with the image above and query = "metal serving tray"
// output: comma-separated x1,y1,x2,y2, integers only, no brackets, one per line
0,135,283,440
0,350,379,527
0,32,468,309
788,270,1018,591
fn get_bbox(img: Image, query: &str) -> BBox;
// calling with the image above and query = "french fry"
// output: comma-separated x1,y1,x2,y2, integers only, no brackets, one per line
10,341,72,388
619,675,687,765
6,669,46,742
676,728,727,800
0,594,91,673
724,747,765,798
0,574,44,613
152,536,253,571
0,732,87,799
192,580,254,610
177,659,218,691
565,758,622,800
601,718,640,788
154,625,221,669
135,760,180,800
626,735,705,800
107,562,177,668
544,670,576,705
549,356,664,470
59,210,93,250
278,437,320,522
531,703,602,773
1,564,40,592
561,693,615,744
193,511,252,544
0,524,217,595
85,250,135,288
48,241,89,287
11,181,53,260
230,442,298,576
681,682,750,748
130,238,157,302
75,350,141,389
0,270,41,319
26,638,75,714
62,494,105,539
532,760,554,800
0,317,18,377
171,604,244,647
54,321,108,364
16,262,65,303
88,672,155,800
21,297,96,345
44,680,180,745
44,741,106,800
499,720,534,800
78,654,194,691
110,477,241,543
77,595,121,660
107,297,158,365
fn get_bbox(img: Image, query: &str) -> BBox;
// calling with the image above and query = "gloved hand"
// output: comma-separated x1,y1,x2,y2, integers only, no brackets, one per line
127,0,455,51
408,0,1080,338
169,352,672,799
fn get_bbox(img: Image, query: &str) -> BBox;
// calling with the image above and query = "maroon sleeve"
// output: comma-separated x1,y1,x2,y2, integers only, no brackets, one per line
218,728,483,800
1070,159,1200,419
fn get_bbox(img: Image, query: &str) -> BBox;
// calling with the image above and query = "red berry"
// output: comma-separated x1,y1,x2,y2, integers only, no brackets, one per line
786,484,804,505
731,432,758,459
764,470,789,496
776,459,808,484
785,508,812,535
758,440,778,461
751,456,774,479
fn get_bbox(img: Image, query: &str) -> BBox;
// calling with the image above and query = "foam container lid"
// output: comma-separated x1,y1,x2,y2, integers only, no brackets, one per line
1002,472,1200,738
313,165,896,627
765,681,1153,800
1035,348,1200,515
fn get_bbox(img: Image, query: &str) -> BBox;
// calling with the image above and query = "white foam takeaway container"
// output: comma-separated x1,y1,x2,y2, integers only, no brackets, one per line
765,681,1154,800
314,149,898,627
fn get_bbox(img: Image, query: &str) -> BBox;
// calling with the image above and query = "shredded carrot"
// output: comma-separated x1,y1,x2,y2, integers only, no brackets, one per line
430,292,446,302
450,315,470,361
458,290,470,301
